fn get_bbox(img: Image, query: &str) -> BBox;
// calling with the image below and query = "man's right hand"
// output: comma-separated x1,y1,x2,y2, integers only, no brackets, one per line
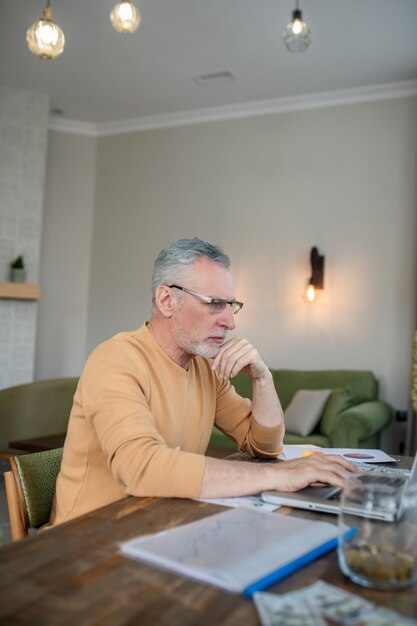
199,453,356,499
272,454,357,492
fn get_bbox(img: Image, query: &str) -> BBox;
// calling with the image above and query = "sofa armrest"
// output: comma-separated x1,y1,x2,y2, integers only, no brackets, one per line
329,401,392,448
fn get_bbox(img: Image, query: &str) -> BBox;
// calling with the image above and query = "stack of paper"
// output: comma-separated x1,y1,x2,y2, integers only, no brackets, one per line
120,508,341,596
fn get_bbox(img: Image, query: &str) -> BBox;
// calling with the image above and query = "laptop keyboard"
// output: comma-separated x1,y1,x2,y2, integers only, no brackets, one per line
326,473,405,502
356,463,411,478
357,474,405,488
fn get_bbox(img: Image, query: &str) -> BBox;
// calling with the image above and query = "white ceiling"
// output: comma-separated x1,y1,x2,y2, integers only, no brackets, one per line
1,0,416,128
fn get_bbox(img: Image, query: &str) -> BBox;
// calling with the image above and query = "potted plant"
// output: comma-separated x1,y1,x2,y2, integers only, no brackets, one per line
10,255,27,283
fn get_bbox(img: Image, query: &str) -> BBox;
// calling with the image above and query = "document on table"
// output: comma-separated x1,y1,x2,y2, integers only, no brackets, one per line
196,494,280,511
279,445,396,463
120,508,341,596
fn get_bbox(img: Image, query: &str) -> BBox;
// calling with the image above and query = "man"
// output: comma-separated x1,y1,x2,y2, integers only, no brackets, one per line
50,237,354,525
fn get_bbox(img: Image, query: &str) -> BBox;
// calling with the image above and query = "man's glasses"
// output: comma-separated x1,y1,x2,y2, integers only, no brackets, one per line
169,285,243,315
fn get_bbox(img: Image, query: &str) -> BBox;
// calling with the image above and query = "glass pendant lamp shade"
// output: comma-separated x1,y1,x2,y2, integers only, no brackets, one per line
26,0,65,59
283,4,311,53
110,1,141,34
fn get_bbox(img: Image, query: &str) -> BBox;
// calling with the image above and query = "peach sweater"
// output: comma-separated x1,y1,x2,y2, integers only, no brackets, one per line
50,324,283,525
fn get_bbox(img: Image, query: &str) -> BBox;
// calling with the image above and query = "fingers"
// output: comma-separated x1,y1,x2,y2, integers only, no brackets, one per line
277,454,357,492
309,454,356,475
211,337,267,380
324,454,357,473
301,462,349,489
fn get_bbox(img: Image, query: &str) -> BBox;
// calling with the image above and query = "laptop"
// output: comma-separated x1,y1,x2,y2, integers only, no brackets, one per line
261,455,417,522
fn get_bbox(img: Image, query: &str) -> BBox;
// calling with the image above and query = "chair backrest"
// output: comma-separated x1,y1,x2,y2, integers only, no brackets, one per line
0,378,78,452
4,447,63,541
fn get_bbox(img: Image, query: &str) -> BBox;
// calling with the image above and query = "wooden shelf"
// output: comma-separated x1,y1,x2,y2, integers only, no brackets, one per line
0,282,40,301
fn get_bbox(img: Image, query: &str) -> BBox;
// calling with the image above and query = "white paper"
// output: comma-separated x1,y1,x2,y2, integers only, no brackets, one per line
279,445,396,463
120,508,339,594
196,494,280,512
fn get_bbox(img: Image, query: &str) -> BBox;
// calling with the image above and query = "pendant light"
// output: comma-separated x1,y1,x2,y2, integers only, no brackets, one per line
283,0,311,53
26,0,65,60
110,1,141,34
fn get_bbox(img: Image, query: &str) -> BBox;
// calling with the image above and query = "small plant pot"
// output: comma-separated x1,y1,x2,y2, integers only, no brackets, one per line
10,268,27,283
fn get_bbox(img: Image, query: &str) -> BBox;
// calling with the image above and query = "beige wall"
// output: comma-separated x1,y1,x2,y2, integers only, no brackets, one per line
36,95,417,417
34,131,96,379
88,96,417,412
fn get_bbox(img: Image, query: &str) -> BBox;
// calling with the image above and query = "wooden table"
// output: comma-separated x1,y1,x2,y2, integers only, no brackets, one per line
0,458,415,625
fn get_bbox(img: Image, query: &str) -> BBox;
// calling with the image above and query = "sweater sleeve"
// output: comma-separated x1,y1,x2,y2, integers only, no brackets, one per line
80,341,206,499
213,379,284,457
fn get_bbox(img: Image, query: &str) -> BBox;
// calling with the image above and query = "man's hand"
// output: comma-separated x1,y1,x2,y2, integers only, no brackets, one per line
211,336,269,381
211,336,282,429
273,454,357,491
200,454,357,499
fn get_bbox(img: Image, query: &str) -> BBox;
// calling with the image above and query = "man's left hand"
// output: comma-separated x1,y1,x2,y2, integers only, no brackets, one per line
211,337,269,381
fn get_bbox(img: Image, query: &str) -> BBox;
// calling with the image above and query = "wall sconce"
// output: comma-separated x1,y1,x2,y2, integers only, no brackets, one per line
305,247,325,303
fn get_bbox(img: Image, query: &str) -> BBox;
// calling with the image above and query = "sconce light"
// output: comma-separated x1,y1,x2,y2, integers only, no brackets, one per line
305,246,324,303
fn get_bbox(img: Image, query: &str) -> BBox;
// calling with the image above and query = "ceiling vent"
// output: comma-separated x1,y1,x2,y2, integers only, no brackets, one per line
193,71,237,85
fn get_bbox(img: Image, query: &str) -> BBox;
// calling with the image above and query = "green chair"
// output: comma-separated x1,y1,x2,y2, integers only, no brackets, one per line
4,447,63,541
0,377,78,455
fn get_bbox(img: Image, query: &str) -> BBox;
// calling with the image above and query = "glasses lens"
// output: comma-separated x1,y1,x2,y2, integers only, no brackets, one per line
210,300,227,312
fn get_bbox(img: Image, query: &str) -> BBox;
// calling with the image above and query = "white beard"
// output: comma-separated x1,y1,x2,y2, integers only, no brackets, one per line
172,320,224,360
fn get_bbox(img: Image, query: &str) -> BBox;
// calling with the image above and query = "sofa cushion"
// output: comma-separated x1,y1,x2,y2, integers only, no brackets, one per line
284,389,331,437
320,387,353,436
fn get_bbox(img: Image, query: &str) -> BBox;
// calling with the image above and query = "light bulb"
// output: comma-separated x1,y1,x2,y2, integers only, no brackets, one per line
291,18,303,35
118,2,134,21
26,1,65,59
306,283,316,303
36,22,59,46
110,1,141,34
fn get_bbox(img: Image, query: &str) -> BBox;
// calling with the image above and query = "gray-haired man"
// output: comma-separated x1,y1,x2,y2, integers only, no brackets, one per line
50,237,354,525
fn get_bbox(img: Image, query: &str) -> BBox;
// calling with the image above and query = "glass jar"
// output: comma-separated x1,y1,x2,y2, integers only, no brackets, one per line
338,473,417,590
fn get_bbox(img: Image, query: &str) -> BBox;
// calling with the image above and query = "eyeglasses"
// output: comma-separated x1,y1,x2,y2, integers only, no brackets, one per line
169,285,244,315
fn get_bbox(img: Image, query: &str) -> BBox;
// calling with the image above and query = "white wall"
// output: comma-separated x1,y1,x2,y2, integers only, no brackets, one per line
0,86,49,389
86,96,417,412
34,131,96,379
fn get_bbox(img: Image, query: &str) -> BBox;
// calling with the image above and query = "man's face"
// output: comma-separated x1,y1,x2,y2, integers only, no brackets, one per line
171,257,237,360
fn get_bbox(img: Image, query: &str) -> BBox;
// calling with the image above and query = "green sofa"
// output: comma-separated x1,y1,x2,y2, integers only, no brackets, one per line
0,378,78,454
210,369,392,451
